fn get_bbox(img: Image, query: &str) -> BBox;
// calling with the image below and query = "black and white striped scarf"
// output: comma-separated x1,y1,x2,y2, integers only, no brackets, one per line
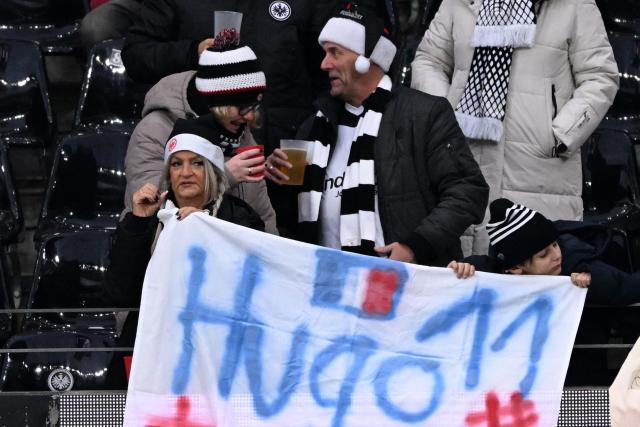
455,0,537,142
297,81,392,255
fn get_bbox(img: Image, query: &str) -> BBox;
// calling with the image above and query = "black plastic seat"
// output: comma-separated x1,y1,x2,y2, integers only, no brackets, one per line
28,230,114,310
36,131,129,242
0,0,88,54
582,127,640,270
0,142,22,244
0,258,12,348
3,227,132,393
582,128,640,216
395,0,443,86
0,39,55,147
0,141,23,339
2,229,129,391
0,329,124,391
595,0,640,33
74,38,150,132
602,32,640,127
0,0,86,26
22,229,117,340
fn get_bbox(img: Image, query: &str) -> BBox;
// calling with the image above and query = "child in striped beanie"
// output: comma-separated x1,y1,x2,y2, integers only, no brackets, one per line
448,198,640,303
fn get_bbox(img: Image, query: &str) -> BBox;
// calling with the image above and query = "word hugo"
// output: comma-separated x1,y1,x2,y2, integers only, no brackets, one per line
171,247,553,427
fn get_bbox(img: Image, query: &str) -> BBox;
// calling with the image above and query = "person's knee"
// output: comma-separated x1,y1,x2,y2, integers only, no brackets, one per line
80,2,134,49
79,8,114,49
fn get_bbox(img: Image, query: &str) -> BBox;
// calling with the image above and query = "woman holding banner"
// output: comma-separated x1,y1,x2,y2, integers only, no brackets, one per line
103,119,265,385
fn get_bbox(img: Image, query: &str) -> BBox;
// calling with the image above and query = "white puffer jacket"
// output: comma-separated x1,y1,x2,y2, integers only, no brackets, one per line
411,0,619,252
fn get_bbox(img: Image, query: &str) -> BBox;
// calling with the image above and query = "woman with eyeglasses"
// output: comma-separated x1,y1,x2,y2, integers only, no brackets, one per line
123,42,278,235
207,99,264,183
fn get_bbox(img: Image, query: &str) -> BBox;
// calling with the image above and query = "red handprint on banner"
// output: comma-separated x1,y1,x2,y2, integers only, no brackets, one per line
145,396,215,427
465,391,539,427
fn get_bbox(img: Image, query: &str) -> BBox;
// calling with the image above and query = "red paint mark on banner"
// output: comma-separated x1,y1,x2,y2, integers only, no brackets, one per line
465,391,539,427
145,396,215,427
362,270,398,315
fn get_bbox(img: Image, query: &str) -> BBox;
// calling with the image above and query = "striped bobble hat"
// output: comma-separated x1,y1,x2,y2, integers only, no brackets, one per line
486,198,557,269
195,44,266,108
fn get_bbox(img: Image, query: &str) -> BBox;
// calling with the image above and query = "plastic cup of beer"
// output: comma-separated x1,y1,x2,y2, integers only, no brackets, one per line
214,11,243,45
279,139,310,185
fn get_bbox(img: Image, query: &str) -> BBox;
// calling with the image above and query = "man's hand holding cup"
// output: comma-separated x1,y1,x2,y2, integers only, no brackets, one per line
265,148,292,184
265,140,310,185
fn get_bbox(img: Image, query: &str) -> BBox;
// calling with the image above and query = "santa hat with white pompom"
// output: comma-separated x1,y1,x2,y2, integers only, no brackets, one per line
318,2,396,74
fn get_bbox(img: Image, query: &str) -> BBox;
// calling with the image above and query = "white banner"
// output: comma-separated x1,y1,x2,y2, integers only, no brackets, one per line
124,208,586,427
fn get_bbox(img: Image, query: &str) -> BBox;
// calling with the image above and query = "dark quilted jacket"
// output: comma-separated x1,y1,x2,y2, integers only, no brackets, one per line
296,86,489,266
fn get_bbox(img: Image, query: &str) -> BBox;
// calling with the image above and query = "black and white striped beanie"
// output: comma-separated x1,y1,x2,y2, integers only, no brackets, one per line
318,2,396,74
486,198,557,268
195,45,266,108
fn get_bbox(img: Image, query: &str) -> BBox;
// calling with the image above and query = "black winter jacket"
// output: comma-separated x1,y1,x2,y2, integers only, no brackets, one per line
296,86,489,266
104,195,264,345
464,221,640,306
122,0,336,147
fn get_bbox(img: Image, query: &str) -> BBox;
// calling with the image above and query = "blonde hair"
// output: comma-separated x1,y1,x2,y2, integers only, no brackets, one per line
210,105,262,129
202,160,228,216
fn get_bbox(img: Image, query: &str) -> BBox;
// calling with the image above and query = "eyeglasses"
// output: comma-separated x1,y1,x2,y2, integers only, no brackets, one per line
238,101,262,116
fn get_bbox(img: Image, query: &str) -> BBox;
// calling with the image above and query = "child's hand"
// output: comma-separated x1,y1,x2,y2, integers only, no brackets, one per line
448,261,476,279
570,272,591,288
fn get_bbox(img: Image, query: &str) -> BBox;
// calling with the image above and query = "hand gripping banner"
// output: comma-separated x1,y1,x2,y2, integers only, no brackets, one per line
124,209,586,426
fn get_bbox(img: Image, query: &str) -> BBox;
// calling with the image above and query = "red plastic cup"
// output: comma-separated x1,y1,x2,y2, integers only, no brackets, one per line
235,144,265,178
90,0,110,9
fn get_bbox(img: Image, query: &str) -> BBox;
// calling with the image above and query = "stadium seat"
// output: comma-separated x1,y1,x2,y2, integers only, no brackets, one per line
397,0,443,87
0,39,55,147
595,0,640,33
35,131,129,242
582,129,640,216
0,226,137,391
0,142,22,244
74,38,150,132
0,329,125,391
600,31,640,134
593,32,640,270
27,230,114,312
0,141,23,343
0,259,12,348
0,0,87,26
0,0,88,54
582,128,640,270
2,228,132,391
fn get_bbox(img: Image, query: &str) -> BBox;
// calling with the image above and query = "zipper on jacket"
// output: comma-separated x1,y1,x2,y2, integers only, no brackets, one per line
551,84,557,120
569,112,590,133
550,84,563,158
